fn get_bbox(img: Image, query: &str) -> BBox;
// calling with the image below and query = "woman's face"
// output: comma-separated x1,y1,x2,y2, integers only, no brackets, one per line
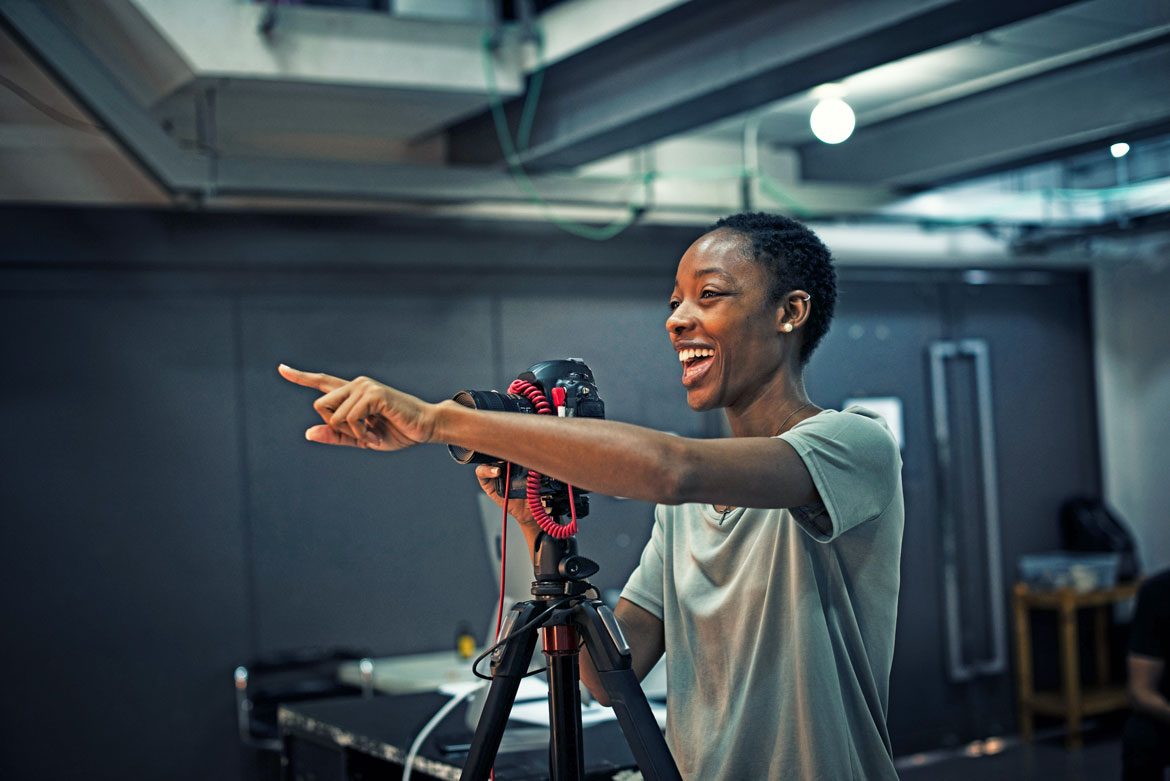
667,230,784,412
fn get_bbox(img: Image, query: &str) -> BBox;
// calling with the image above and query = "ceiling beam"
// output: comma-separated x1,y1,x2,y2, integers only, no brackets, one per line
445,0,1083,170
0,0,205,191
798,40,1170,187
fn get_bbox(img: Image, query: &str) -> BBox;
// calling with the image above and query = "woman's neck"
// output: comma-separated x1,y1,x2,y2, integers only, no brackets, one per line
724,367,811,438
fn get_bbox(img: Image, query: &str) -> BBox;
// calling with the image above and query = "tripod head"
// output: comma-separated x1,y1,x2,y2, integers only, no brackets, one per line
532,531,599,599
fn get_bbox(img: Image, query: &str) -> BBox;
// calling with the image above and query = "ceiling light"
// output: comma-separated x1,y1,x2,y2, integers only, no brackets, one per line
810,98,855,144
1110,142,1130,158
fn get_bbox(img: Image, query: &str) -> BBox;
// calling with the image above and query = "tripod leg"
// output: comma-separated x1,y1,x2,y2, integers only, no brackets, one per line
461,602,542,781
574,602,682,781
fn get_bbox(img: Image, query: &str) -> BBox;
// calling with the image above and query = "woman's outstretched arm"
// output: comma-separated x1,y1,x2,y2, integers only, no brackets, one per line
278,364,818,510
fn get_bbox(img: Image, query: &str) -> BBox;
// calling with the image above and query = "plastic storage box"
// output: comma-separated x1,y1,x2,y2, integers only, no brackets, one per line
1017,551,1121,592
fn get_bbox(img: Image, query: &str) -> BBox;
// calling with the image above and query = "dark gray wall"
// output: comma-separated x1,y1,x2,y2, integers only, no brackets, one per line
0,294,252,779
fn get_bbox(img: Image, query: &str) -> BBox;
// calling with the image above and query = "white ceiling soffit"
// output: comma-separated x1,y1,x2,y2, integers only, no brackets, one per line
0,24,166,204
44,0,525,146
127,0,513,93
12,0,696,167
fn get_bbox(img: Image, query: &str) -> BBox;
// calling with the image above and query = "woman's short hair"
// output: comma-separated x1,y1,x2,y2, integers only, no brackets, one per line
709,212,837,366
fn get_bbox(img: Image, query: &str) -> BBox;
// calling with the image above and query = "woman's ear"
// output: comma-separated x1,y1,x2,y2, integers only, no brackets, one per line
776,290,812,334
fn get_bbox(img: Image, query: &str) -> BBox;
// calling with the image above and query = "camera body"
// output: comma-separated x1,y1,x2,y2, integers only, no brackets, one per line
448,359,604,512
520,358,605,419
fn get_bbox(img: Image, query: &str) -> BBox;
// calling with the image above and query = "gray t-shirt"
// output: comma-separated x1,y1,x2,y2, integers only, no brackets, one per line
620,407,903,780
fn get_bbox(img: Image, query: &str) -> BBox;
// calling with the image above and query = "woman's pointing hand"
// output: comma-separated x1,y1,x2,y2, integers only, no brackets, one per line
278,364,438,451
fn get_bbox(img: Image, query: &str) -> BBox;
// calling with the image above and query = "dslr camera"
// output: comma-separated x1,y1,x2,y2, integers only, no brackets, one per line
448,358,604,518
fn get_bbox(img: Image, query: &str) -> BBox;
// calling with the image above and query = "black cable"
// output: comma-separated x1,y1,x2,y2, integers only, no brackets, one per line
471,598,575,681
0,74,105,134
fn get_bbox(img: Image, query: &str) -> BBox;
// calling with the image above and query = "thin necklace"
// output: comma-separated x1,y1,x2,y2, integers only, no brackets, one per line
716,400,815,524
774,401,814,438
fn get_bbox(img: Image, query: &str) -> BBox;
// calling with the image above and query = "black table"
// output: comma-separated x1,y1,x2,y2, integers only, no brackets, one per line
279,692,644,780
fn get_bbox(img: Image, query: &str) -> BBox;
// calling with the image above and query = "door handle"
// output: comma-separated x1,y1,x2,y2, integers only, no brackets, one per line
930,339,1007,681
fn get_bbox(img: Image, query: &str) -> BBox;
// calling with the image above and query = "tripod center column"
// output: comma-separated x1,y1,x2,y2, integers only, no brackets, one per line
542,624,585,781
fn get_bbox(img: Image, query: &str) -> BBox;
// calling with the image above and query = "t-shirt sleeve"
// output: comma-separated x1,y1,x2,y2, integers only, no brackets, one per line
779,409,901,542
1129,575,1170,659
619,505,667,620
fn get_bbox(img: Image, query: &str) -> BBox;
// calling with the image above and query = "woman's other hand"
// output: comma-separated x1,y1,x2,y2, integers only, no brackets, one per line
475,464,538,529
278,364,437,450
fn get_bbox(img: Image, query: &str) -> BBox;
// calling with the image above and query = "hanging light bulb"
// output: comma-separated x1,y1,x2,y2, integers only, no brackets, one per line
810,98,855,144
1110,142,1130,158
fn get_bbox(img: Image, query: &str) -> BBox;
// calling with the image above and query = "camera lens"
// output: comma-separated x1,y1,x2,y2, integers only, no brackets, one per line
453,390,518,414
447,390,533,463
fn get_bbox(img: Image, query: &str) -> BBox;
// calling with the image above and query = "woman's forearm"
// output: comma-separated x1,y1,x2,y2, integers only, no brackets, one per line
432,400,690,504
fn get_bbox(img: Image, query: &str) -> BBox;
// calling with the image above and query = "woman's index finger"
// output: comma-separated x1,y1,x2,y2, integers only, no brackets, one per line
278,363,346,392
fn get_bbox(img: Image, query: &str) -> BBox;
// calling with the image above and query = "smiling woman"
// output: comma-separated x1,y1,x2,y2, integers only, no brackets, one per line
280,212,904,781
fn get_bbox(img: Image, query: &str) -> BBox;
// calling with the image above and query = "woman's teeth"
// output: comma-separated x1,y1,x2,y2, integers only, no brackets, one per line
678,347,715,363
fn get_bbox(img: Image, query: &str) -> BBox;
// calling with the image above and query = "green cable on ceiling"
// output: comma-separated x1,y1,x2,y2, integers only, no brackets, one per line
481,28,651,241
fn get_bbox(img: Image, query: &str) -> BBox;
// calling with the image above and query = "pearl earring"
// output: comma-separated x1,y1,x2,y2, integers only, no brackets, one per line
782,323,794,333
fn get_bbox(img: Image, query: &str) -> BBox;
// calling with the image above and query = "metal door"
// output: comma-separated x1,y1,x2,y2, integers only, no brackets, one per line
940,274,1101,743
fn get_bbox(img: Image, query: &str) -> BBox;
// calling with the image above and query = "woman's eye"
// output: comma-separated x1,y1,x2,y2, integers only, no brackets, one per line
669,300,680,310
700,290,721,299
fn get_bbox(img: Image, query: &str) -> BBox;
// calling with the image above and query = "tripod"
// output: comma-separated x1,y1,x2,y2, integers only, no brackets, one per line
461,529,681,781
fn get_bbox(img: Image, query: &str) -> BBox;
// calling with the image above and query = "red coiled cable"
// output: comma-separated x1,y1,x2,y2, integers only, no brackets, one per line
506,379,578,538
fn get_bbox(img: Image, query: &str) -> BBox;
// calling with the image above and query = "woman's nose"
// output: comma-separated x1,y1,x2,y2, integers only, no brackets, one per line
666,305,693,334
